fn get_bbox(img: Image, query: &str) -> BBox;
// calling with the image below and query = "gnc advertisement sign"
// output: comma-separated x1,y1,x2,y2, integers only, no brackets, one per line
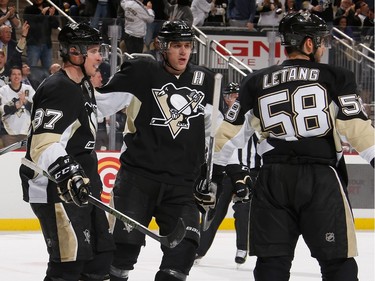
201,33,328,70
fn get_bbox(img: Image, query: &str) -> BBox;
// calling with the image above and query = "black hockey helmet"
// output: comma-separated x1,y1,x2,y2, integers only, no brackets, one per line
158,20,195,51
279,11,330,49
58,22,103,60
223,82,240,96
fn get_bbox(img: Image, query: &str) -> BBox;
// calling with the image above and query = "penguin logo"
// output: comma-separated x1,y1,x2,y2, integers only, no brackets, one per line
150,83,205,138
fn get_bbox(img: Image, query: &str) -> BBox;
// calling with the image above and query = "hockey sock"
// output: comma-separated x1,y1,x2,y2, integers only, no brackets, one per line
318,257,358,281
253,256,293,281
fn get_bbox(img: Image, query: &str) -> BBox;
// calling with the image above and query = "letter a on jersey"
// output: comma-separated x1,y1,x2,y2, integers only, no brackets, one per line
150,83,205,138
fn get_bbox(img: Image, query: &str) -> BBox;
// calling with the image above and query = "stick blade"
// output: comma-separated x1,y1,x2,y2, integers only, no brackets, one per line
201,206,216,231
161,217,186,248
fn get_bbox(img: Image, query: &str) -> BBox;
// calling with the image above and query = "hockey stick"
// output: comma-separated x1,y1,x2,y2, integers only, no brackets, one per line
0,138,27,156
21,157,187,248
201,73,223,231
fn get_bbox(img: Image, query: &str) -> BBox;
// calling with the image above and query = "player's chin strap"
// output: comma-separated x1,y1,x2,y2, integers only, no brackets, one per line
162,52,182,73
66,47,89,76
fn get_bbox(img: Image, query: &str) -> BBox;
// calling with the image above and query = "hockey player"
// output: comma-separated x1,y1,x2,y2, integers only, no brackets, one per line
213,12,375,281
195,82,260,266
19,22,115,281
0,66,35,147
97,20,217,281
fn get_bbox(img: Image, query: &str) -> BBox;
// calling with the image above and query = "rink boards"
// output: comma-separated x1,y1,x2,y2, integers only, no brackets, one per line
0,151,373,231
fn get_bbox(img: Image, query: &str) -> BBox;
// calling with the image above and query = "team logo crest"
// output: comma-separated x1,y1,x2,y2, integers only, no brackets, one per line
150,83,205,138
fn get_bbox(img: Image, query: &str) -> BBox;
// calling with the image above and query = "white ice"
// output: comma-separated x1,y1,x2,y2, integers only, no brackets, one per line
0,230,374,280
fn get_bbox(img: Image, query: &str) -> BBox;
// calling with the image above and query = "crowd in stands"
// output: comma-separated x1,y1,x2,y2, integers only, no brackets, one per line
0,0,373,150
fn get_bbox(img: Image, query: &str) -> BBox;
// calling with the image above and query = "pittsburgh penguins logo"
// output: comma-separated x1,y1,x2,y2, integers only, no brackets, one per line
150,83,205,138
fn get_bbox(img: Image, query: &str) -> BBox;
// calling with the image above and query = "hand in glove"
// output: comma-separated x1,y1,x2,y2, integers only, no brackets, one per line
48,155,90,207
194,164,225,213
226,164,253,201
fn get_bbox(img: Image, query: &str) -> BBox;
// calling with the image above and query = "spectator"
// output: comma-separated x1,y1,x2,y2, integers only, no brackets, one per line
91,0,108,28
0,25,25,69
21,63,38,90
0,0,21,41
146,36,164,61
0,22,30,71
331,14,355,66
98,0,121,44
121,0,155,54
163,0,194,27
205,0,227,26
21,63,32,85
23,0,60,70
0,66,35,147
0,49,8,86
256,0,283,28
227,0,256,31
144,0,168,51
362,7,374,45
354,0,369,27
363,6,374,27
309,0,335,28
80,0,98,18
284,0,299,13
49,62,61,74
62,0,85,19
335,0,357,25
191,0,213,26
333,15,354,38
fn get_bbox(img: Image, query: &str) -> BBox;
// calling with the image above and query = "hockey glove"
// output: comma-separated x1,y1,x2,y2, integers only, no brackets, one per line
226,164,253,201
194,164,225,213
48,155,90,207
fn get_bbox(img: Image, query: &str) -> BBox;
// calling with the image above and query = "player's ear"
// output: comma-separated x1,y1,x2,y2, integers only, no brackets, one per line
304,37,314,54
69,46,81,56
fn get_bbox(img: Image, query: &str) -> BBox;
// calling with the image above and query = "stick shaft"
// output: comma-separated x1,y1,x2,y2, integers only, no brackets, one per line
206,73,223,182
20,157,185,247
0,139,27,155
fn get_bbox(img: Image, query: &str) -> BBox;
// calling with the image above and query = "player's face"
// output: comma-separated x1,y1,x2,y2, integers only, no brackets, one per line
84,45,103,77
224,92,239,107
165,41,193,75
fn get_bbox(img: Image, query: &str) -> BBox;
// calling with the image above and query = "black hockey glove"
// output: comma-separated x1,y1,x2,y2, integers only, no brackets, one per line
48,155,90,207
194,164,225,213
226,164,253,201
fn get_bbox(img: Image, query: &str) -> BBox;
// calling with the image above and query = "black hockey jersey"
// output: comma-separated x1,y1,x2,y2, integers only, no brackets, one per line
98,58,216,186
214,59,374,173
20,70,102,203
